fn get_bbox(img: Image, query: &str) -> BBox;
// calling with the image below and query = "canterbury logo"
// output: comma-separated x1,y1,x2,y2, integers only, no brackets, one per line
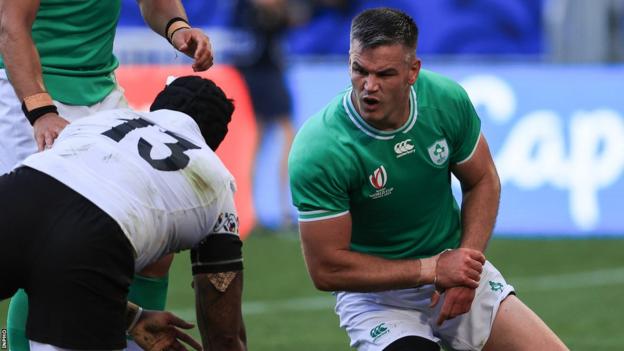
369,165,387,190
394,139,414,157
370,323,389,339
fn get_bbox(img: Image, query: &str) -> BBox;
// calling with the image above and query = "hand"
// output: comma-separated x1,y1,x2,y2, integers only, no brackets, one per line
171,28,214,72
434,248,485,290
129,310,202,351
430,286,476,326
32,113,69,151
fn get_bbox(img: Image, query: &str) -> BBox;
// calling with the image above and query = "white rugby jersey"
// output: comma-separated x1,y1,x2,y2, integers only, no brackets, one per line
23,108,238,270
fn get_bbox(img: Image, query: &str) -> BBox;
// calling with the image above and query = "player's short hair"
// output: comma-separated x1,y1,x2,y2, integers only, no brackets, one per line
350,8,418,51
150,76,234,151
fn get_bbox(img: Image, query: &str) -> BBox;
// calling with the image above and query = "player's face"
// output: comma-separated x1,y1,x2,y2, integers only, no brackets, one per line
349,40,420,130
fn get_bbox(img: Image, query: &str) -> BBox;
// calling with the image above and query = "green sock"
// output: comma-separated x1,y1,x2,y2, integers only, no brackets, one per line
7,289,30,351
6,277,169,350
127,274,169,311
126,274,169,343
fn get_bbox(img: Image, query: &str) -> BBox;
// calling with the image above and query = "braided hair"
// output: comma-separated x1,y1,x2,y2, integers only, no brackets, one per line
150,76,234,150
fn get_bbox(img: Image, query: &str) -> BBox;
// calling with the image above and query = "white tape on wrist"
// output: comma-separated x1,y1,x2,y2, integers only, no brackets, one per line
127,306,143,333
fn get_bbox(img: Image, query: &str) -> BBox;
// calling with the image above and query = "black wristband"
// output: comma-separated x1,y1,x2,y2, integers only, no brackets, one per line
165,17,190,44
21,101,58,125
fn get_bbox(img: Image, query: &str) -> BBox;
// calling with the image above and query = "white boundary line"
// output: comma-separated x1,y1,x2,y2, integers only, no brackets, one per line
170,266,624,320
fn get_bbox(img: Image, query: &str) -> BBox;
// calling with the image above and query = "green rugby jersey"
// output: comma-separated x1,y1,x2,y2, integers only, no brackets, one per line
0,0,121,105
289,70,481,259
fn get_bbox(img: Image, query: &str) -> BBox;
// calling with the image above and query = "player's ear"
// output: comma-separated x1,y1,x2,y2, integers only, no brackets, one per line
408,57,421,86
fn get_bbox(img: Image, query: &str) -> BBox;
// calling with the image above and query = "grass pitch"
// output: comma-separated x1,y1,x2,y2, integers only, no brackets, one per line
1,230,623,350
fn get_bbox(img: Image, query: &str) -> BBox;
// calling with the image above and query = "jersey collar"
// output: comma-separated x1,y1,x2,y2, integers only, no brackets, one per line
342,85,418,140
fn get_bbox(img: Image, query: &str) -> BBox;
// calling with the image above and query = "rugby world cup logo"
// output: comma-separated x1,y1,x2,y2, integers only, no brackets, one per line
369,165,387,190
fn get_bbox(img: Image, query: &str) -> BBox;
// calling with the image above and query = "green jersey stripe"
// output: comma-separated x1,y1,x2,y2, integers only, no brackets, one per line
298,210,350,222
342,86,418,140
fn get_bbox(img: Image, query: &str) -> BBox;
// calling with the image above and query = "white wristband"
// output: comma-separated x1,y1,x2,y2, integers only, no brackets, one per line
127,306,143,333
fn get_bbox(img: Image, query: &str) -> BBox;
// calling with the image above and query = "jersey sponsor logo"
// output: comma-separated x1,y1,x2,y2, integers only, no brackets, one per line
369,165,388,190
369,322,390,342
213,212,239,234
427,139,449,166
394,139,415,158
368,165,394,199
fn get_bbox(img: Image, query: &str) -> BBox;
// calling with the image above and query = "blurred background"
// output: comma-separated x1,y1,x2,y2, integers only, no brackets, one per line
2,1,624,350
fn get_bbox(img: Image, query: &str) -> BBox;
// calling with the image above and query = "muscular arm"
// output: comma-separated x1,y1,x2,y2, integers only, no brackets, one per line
136,0,213,71
136,0,187,38
194,272,246,351
434,134,500,325
451,134,501,253
300,214,484,292
0,0,44,100
0,0,69,150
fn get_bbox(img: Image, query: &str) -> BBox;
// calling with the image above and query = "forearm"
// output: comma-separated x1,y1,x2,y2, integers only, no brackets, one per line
137,0,188,38
194,272,246,351
459,172,500,252
0,8,46,99
305,248,437,292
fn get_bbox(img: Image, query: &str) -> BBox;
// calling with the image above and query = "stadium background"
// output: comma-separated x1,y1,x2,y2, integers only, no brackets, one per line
1,1,623,350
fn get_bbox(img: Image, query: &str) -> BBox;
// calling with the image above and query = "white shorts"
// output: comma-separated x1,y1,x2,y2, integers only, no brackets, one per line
335,261,514,351
0,69,127,174
30,340,124,351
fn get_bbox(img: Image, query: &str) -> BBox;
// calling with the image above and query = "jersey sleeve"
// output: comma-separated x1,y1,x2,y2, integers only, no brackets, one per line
447,84,482,164
288,125,351,222
190,186,243,275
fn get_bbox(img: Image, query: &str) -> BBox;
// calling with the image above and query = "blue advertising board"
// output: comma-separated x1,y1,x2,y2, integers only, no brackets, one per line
253,62,624,236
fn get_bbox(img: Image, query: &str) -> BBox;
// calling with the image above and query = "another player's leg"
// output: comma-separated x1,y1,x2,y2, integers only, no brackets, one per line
483,295,569,351
383,336,440,351
7,290,30,351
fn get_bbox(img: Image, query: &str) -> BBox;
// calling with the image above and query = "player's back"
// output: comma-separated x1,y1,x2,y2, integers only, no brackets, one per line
23,108,235,270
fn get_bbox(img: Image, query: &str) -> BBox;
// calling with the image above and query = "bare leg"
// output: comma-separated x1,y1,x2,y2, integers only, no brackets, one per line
139,253,175,278
483,295,569,351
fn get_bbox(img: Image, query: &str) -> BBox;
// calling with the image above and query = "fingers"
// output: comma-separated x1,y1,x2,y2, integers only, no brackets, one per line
35,132,45,151
33,113,69,150
434,287,476,326
429,290,440,308
168,313,195,329
173,29,213,72
175,328,203,351
192,39,213,72
469,249,486,264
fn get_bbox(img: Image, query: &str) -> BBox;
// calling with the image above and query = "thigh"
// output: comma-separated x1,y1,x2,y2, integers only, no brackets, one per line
0,168,46,299
434,261,515,351
335,290,441,351
383,336,440,351
483,295,568,351
345,308,440,351
25,182,135,349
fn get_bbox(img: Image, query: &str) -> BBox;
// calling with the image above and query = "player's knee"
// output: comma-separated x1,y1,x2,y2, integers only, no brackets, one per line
383,336,440,351
138,254,174,277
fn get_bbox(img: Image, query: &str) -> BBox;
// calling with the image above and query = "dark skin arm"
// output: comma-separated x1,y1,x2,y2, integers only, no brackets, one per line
136,0,213,71
299,213,485,292
432,134,501,325
0,0,68,150
194,272,247,351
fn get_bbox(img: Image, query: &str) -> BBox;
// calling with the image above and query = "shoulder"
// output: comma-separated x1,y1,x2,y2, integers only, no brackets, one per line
416,69,472,106
289,91,356,180
290,92,348,161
